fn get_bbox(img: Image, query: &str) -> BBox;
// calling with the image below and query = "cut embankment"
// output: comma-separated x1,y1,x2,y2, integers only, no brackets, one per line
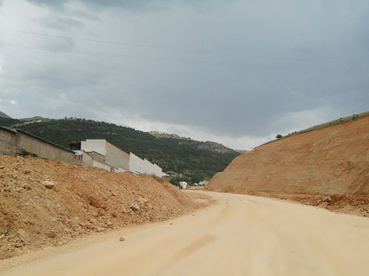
206,116,369,216
0,154,208,260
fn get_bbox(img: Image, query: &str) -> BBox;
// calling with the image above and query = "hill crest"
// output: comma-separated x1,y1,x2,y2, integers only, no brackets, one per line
0,111,11,119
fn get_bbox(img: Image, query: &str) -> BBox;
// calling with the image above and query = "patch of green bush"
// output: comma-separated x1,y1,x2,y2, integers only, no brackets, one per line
19,149,38,158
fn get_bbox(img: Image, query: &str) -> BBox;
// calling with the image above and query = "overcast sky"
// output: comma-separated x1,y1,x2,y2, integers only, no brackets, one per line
0,0,368,150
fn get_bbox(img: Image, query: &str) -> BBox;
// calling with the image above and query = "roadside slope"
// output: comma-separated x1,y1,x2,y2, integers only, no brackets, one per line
206,116,369,215
0,154,208,260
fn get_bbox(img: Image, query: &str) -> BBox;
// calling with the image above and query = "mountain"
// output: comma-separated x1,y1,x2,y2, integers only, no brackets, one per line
149,131,241,154
0,117,240,179
19,116,45,121
0,111,11,119
149,131,190,140
0,113,47,126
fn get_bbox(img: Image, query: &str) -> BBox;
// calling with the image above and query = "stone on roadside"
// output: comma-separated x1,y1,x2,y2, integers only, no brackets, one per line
130,203,140,212
41,180,55,189
323,196,332,203
18,229,29,242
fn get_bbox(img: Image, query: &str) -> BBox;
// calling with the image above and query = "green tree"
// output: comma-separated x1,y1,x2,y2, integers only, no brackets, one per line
169,175,190,186
190,171,203,184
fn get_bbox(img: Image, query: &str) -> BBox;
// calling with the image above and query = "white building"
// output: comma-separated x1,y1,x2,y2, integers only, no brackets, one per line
79,139,162,177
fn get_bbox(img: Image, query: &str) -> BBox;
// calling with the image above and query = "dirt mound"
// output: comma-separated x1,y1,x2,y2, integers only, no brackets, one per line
0,154,208,260
206,116,369,216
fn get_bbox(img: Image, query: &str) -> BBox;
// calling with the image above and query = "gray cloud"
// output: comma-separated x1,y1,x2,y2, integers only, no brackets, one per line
26,0,68,9
39,16,85,31
68,9,102,22
26,0,229,12
1,0,369,149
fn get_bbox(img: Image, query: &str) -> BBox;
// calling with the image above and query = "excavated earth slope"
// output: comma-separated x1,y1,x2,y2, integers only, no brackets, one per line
206,116,369,217
0,154,209,260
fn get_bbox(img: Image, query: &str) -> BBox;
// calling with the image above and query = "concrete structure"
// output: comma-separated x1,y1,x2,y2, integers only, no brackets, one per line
127,151,145,175
152,163,162,177
80,139,162,177
81,140,130,172
0,127,17,155
126,152,162,176
0,126,82,165
0,128,162,176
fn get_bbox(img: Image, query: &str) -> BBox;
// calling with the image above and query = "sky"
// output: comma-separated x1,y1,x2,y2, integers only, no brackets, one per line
0,0,368,150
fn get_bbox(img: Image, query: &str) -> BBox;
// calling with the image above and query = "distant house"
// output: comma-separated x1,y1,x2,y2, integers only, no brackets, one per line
72,139,162,177
80,139,130,172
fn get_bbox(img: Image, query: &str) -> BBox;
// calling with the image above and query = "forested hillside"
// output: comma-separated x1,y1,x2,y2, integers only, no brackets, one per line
0,117,240,179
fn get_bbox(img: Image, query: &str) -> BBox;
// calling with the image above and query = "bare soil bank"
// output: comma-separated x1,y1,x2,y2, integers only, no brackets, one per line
206,115,369,217
0,154,209,260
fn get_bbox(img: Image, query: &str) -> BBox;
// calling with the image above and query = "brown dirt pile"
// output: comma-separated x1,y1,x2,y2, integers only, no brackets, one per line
0,154,208,260
206,116,369,217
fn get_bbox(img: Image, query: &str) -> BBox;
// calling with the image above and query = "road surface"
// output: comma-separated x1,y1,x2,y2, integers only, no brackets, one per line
2,191,369,276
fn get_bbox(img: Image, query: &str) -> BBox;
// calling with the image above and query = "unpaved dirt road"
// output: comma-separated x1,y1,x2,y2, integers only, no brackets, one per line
2,191,369,276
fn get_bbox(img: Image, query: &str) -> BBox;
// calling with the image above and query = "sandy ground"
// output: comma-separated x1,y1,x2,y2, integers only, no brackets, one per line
1,190,369,276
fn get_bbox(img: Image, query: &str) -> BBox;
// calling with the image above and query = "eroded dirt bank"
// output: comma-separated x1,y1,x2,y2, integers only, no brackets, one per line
206,116,369,217
0,154,209,260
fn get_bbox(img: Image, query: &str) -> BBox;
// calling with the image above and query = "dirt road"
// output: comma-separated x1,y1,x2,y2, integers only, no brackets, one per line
2,191,369,276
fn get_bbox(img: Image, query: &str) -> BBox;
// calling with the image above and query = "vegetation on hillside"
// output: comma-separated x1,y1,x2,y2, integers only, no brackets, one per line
0,117,20,127
0,117,240,179
291,111,369,135
259,111,369,148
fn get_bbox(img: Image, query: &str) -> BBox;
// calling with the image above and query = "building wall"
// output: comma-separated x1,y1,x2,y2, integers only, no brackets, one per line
127,152,162,177
16,130,77,164
140,158,153,175
0,127,17,155
81,140,106,156
85,151,105,164
104,141,130,171
92,160,112,171
0,127,82,164
128,152,145,174
79,139,162,176
73,150,93,167
152,163,162,177
0,129,162,176
81,151,93,166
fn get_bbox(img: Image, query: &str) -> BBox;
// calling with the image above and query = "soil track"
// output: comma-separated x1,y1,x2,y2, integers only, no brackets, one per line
0,154,209,260
206,116,369,217
1,191,369,276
